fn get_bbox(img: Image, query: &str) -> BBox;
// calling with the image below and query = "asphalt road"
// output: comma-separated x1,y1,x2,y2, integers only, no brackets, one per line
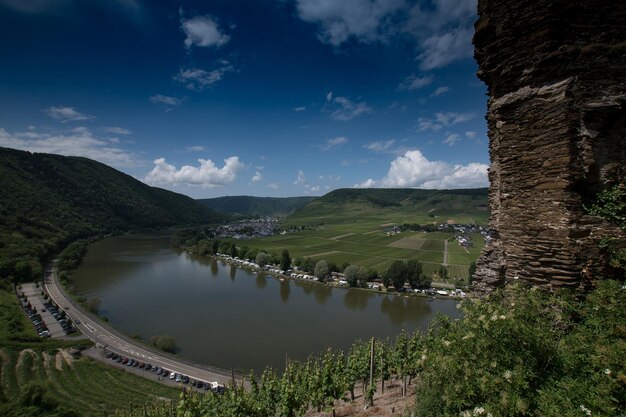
43,263,242,388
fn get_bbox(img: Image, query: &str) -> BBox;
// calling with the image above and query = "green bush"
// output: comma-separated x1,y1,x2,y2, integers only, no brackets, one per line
150,335,177,353
414,280,625,417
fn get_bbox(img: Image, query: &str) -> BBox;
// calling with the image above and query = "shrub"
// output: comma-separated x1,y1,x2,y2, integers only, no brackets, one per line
414,281,625,417
150,335,177,353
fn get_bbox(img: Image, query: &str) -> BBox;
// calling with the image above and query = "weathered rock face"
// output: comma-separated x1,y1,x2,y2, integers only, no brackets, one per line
472,0,626,293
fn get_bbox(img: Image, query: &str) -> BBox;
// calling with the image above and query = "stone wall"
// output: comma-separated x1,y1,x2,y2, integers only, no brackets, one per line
472,0,626,293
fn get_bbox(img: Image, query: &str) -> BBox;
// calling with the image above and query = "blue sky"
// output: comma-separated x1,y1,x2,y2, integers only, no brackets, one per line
0,0,488,198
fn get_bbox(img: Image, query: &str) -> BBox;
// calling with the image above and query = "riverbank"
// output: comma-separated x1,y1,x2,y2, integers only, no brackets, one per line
205,251,468,301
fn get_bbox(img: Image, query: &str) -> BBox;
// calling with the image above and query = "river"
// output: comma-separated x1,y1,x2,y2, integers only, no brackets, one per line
71,234,459,373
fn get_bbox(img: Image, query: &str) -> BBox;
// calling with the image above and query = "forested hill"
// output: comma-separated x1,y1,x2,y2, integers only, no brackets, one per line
0,147,228,283
286,187,489,225
198,195,316,217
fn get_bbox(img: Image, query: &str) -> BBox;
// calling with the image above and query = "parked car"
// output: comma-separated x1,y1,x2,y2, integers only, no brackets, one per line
169,372,176,380
175,374,182,382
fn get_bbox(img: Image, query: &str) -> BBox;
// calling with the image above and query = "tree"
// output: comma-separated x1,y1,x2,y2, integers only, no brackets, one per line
385,261,408,291
300,258,316,273
407,259,430,289
468,261,477,284
211,239,219,255
314,260,329,281
229,242,238,258
438,265,448,280
150,335,177,353
280,250,291,272
344,265,359,287
197,239,211,256
256,252,269,267
344,265,368,288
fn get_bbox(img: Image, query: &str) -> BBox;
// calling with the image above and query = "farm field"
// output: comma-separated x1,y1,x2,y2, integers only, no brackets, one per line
0,347,180,416
237,227,485,280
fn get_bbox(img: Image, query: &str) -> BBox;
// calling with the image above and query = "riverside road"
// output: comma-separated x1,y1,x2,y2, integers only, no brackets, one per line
43,263,241,387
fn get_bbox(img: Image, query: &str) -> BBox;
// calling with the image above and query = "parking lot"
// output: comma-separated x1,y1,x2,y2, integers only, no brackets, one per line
18,283,78,339
82,347,227,393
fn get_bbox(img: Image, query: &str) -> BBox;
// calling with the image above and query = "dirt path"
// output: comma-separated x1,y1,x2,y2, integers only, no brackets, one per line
55,349,74,371
329,233,355,240
308,250,339,258
16,349,35,370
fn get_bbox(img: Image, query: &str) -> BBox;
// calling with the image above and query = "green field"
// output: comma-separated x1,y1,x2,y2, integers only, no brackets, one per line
238,226,484,279
0,348,180,416
0,289,180,416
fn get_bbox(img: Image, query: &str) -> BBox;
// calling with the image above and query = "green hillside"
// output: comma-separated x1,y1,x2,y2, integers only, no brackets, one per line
0,147,228,284
284,188,489,227
198,195,316,217
235,188,490,280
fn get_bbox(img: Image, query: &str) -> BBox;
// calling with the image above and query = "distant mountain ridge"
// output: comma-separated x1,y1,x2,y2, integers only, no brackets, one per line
198,195,316,217
311,188,488,207
284,187,489,225
0,147,227,282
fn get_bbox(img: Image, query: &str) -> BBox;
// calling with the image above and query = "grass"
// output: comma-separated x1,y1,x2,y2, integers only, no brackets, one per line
0,289,38,341
238,225,483,279
0,347,180,416
0,288,181,416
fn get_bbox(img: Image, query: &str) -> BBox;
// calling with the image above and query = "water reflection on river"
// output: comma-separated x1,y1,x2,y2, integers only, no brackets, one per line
72,234,459,373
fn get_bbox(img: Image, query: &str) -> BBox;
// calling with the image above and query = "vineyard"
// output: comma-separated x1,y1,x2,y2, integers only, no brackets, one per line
108,332,424,417
0,347,180,416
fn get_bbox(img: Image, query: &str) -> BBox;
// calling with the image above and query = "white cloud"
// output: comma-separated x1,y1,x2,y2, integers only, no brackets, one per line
0,126,135,167
309,185,320,192
436,111,473,125
174,64,234,91
356,178,377,188
150,94,184,107
418,111,474,132
326,91,333,101
144,156,243,188
251,171,263,182
418,26,474,71
44,106,94,123
443,133,461,146
430,86,450,97
364,139,395,153
185,145,205,152
102,126,132,135
294,106,306,112
355,149,488,189
295,0,404,46
329,95,372,121
294,170,307,186
465,131,476,139
181,14,230,49
319,136,348,150
417,117,442,132
267,182,279,190
398,74,433,91
293,0,477,69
